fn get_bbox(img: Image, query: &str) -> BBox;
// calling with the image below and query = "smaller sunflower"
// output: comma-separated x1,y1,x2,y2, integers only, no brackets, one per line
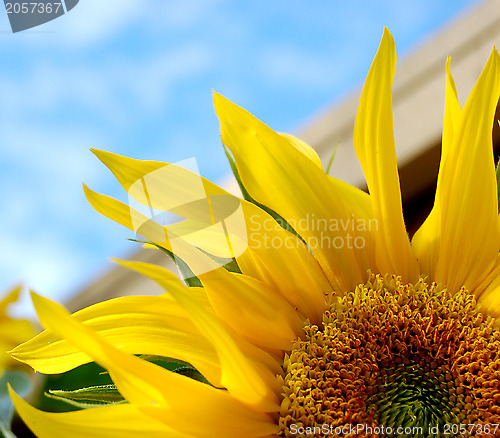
0,286,35,373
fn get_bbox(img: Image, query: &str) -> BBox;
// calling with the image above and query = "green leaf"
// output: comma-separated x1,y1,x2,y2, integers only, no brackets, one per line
37,362,115,413
46,385,126,409
0,422,17,438
0,370,32,430
0,370,33,438
45,357,211,410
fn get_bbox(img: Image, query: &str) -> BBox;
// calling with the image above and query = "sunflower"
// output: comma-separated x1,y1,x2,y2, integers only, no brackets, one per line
0,286,35,373
9,29,500,437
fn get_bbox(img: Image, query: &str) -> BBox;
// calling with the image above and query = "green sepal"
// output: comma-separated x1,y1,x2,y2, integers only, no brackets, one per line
130,239,242,284
223,144,253,201
197,249,241,274
45,384,126,409
138,355,190,367
173,366,211,386
128,239,202,287
325,142,340,175
142,356,212,386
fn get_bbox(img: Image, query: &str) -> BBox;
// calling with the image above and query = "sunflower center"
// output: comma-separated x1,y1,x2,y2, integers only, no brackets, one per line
278,274,500,437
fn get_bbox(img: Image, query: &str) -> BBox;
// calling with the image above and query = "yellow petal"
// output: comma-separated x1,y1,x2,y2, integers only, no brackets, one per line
85,183,237,277
24,293,279,431
10,389,188,438
0,286,36,371
278,132,323,170
0,285,35,342
237,201,331,325
29,292,174,406
86,168,331,323
139,404,278,438
85,162,248,261
0,285,22,314
85,184,227,273
214,92,375,292
199,267,303,351
328,176,376,271
115,259,280,411
477,272,500,319
475,254,500,315
354,28,419,283
83,184,172,249
441,57,462,162
10,295,223,387
91,149,229,223
415,48,500,293
412,57,462,278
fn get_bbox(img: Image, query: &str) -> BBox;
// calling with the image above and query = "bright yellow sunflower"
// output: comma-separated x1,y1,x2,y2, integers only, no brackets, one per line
9,29,500,437
0,286,35,373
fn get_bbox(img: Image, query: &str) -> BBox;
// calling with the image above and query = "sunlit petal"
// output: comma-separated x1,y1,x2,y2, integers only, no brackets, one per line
354,28,419,283
415,49,500,293
199,267,304,351
214,92,375,292
115,259,281,411
10,295,223,386
25,292,279,433
10,389,188,438
412,58,462,279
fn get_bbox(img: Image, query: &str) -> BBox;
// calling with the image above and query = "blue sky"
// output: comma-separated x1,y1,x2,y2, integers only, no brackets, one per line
0,0,480,315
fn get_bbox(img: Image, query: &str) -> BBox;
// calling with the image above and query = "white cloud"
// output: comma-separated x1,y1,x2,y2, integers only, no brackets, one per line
141,0,224,31
259,45,344,90
121,44,214,112
51,0,142,47
0,230,90,318
20,0,225,48
0,41,213,129
0,9,217,309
